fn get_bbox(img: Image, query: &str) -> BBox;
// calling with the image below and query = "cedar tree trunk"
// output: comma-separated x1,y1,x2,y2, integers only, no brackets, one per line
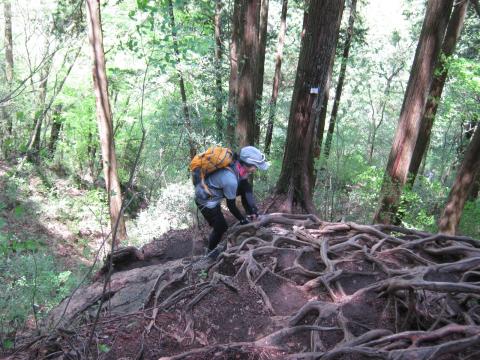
275,0,344,213
226,0,241,147
214,0,224,141
236,0,260,148
323,0,357,160
373,0,454,225
407,0,468,186
439,123,480,235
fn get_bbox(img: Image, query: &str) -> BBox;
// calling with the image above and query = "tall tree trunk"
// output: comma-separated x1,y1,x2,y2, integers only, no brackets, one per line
226,0,241,147
167,0,196,158
373,0,454,225
438,123,480,235
323,0,357,160
86,0,127,244
407,0,468,187
214,0,224,141
275,0,344,213
254,0,269,145
264,0,287,155
236,0,260,148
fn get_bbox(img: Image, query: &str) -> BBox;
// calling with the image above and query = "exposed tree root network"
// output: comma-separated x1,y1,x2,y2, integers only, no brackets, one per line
7,213,480,359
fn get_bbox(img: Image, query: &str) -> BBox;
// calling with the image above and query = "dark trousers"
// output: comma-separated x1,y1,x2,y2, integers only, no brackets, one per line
196,202,228,251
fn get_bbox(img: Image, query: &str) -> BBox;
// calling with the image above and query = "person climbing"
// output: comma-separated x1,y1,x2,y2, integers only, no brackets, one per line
194,146,269,260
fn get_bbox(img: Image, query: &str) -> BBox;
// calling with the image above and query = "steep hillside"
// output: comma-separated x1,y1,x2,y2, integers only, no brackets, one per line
6,213,480,359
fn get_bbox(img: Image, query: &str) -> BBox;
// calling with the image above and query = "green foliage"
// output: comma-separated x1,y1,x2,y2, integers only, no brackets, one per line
98,343,111,353
459,200,480,238
128,182,195,246
0,252,78,334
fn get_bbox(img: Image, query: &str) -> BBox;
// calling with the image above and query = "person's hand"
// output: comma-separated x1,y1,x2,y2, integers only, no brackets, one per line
247,214,258,221
239,218,250,225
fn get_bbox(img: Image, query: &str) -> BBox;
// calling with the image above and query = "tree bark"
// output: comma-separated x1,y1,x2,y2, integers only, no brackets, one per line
86,0,127,244
226,0,241,147
373,0,454,225
407,0,468,187
275,0,344,213
264,0,287,156
439,123,480,235
236,0,260,148
323,0,357,160
214,0,224,141
167,0,196,158
254,0,269,145
48,104,63,156
468,173,480,201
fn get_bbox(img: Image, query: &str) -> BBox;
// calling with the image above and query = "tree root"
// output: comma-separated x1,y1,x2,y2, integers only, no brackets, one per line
21,214,480,359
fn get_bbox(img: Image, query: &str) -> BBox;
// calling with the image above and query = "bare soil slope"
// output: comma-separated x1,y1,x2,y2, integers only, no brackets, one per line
6,213,480,359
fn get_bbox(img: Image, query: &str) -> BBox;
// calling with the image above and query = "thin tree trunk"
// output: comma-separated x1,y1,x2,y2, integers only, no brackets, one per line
48,104,63,156
323,0,357,160
4,0,13,83
27,63,50,159
27,45,81,160
439,123,480,235
1,0,14,155
226,0,241,147
86,0,127,244
87,131,97,182
236,0,260,148
407,0,468,187
264,0,288,156
167,0,196,158
275,0,344,213
373,0,454,225
368,64,403,163
214,0,224,141
314,89,330,157
254,0,269,145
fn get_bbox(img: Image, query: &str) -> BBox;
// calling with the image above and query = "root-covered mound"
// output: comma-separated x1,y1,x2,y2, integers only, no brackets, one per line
8,214,480,359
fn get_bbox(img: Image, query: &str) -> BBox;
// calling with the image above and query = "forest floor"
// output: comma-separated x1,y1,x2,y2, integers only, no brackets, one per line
0,160,109,269
2,161,480,360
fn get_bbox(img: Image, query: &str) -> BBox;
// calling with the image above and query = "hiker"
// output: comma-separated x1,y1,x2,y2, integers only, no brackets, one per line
194,146,269,259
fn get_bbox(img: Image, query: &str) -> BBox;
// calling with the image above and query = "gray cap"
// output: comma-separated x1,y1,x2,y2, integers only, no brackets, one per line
239,146,270,171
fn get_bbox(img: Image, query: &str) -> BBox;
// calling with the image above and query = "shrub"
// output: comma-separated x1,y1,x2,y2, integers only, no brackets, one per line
128,182,195,246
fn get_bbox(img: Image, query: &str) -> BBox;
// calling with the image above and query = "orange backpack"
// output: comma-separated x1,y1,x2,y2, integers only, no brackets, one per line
189,147,235,194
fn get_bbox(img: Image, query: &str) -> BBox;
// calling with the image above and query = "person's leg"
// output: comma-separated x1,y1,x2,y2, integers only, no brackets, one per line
197,203,228,251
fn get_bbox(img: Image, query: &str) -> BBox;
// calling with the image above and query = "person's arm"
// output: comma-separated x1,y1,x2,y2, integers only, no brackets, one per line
223,173,248,223
226,198,247,223
238,179,258,216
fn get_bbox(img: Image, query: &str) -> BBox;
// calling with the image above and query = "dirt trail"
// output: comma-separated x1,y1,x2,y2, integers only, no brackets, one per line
5,213,480,359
